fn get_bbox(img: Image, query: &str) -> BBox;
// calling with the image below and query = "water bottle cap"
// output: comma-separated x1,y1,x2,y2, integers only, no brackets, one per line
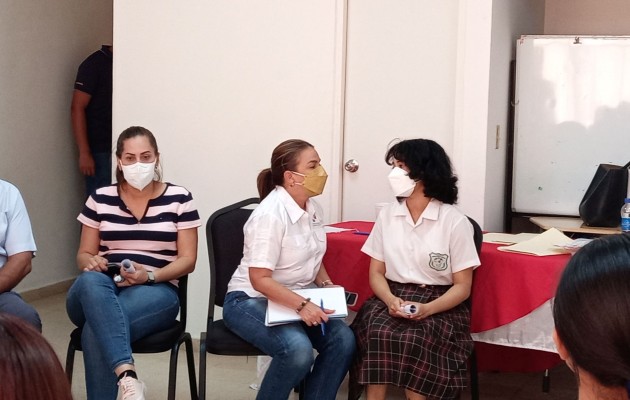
626,198,630,203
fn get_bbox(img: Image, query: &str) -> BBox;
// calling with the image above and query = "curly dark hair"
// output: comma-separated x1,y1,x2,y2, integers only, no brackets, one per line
385,138,458,204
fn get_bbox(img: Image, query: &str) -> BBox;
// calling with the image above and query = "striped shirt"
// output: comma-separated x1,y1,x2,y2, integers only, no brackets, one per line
77,183,201,271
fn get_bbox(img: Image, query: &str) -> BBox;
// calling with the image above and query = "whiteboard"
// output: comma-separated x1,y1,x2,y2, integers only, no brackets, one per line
512,35,630,215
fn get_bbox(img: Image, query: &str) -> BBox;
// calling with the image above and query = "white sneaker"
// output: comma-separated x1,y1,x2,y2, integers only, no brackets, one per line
116,376,147,400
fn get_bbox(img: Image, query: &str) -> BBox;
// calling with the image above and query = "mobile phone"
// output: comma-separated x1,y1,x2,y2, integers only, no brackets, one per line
345,291,358,307
103,263,121,278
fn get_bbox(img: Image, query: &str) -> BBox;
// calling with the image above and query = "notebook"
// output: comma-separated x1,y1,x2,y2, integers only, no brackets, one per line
265,286,348,327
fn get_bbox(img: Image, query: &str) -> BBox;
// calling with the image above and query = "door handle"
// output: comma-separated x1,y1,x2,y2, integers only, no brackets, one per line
344,159,359,173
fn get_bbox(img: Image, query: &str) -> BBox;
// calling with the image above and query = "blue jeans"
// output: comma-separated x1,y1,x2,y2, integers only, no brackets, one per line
0,291,42,332
66,271,179,400
223,291,356,400
85,152,112,197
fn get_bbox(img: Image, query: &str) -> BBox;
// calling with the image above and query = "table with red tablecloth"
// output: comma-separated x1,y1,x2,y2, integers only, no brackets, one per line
323,221,571,372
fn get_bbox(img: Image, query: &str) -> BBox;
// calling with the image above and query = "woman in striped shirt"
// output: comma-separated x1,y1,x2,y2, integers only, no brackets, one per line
66,126,201,400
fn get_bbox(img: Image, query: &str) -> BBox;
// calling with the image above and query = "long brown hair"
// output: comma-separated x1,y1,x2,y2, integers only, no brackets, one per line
257,139,314,200
0,313,73,400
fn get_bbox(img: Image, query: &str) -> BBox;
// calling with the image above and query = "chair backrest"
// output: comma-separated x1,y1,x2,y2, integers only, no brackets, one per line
206,198,259,323
178,275,189,325
467,216,483,256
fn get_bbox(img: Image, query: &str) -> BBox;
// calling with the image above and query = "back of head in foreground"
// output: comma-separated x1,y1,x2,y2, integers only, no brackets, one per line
0,313,73,400
553,234,630,399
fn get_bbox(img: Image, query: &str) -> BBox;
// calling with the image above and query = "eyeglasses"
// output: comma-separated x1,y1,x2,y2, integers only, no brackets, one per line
120,153,156,166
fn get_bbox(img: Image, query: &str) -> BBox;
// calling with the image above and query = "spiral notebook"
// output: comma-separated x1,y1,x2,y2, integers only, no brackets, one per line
265,286,348,327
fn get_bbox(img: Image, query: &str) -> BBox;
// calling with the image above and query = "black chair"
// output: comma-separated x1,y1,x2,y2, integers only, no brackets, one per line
199,198,305,400
65,275,198,400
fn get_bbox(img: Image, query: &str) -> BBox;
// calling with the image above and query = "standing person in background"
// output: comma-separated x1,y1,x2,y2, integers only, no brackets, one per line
553,234,630,400
0,312,73,400
71,45,113,197
0,179,41,332
223,139,356,400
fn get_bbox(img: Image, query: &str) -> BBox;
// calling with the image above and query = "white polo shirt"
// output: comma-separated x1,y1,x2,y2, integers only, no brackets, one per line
227,186,326,297
0,180,37,269
362,198,479,285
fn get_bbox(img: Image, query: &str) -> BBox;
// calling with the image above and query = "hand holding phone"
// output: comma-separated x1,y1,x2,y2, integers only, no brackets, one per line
103,263,121,278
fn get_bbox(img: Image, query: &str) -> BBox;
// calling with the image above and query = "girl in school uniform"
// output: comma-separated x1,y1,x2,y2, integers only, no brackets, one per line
351,138,480,400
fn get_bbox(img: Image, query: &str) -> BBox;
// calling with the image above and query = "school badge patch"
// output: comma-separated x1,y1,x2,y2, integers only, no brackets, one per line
429,253,448,271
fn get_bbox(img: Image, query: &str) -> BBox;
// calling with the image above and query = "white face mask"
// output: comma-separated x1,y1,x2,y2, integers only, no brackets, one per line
120,161,156,190
388,167,416,198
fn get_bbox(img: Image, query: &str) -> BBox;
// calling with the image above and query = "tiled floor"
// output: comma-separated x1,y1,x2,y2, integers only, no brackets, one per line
33,291,577,399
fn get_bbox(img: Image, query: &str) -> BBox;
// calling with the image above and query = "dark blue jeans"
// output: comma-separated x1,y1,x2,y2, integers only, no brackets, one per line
0,291,41,331
66,272,179,399
223,291,356,400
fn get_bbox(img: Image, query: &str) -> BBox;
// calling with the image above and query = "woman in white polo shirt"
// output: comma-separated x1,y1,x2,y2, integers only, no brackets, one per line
223,139,356,400
351,139,480,400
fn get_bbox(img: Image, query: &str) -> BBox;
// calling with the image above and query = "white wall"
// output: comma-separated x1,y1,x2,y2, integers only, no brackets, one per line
483,0,545,232
451,1,493,228
114,0,345,338
0,0,113,291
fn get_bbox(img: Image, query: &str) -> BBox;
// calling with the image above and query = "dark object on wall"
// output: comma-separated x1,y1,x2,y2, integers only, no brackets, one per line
579,162,630,227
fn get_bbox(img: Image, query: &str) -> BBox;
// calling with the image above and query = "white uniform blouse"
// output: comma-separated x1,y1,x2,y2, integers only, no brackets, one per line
227,186,326,297
362,198,479,285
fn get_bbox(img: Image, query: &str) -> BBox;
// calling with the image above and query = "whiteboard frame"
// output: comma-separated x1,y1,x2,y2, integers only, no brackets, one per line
512,35,630,215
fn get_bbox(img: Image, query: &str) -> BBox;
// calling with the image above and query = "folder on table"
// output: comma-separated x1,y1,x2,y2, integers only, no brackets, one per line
497,228,572,256
483,232,539,244
265,286,348,327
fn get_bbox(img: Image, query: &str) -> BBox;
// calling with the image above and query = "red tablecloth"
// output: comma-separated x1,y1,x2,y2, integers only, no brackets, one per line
471,242,569,332
323,221,374,312
324,221,570,372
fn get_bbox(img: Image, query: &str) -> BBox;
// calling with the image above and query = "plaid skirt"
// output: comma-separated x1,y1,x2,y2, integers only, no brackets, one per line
350,281,473,399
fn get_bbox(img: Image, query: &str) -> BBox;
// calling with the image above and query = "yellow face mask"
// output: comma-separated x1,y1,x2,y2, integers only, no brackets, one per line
291,165,328,197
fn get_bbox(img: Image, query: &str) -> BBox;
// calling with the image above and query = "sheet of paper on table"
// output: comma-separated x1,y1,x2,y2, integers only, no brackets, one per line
497,228,573,256
483,232,539,244
265,286,348,327
324,226,356,234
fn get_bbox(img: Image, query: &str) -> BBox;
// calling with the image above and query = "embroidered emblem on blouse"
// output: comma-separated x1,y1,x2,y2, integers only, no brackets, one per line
429,253,449,271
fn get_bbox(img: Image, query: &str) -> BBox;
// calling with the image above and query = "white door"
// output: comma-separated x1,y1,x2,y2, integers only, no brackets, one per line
340,0,461,221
